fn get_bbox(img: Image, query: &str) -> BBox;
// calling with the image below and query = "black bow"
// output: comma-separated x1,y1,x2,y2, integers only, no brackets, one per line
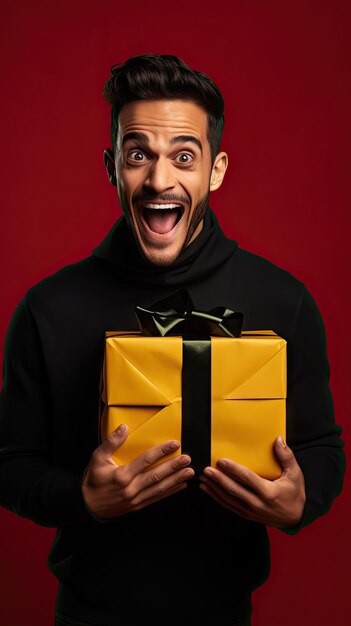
135,289,243,338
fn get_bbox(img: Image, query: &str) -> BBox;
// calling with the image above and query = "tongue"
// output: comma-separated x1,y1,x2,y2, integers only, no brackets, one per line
145,208,179,234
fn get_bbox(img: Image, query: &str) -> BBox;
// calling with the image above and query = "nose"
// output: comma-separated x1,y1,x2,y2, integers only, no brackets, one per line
143,157,176,193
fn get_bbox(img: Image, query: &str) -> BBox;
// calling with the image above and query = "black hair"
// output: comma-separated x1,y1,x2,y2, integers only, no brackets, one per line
103,53,225,164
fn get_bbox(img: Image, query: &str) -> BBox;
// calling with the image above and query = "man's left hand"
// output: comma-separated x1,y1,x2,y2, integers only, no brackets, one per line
199,436,306,528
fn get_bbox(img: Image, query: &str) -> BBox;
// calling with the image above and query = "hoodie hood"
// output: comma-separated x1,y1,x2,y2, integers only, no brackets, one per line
92,207,238,287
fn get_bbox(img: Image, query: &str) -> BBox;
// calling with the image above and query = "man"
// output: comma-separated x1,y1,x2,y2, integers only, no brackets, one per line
0,54,345,626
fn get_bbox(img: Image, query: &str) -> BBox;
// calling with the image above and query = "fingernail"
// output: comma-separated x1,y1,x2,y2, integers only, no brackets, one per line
183,468,194,478
278,436,287,447
204,467,214,477
168,441,180,451
217,459,227,469
116,424,126,435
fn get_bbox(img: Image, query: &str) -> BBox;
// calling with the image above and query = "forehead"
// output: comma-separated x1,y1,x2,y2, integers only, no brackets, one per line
118,99,209,140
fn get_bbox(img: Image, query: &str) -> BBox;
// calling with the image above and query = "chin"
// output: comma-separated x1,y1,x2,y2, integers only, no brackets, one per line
140,246,183,267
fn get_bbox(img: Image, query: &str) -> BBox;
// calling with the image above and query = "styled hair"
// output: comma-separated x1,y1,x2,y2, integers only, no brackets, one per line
103,53,225,164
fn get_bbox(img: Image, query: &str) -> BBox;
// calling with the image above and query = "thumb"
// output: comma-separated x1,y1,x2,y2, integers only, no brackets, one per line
100,423,129,456
274,436,297,472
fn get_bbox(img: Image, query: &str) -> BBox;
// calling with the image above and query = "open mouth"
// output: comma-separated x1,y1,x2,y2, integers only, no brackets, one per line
140,203,184,235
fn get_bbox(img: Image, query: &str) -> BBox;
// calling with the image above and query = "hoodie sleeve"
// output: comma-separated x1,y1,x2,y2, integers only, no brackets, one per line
0,297,93,527
280,283,346,534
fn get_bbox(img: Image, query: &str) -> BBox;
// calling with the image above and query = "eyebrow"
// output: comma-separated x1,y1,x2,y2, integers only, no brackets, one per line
122,131,203,154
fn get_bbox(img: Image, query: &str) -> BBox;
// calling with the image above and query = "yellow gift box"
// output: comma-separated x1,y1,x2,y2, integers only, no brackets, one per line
100,330,286,480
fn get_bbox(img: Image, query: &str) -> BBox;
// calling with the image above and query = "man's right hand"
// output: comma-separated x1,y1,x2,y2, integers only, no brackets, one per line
82,423,194,521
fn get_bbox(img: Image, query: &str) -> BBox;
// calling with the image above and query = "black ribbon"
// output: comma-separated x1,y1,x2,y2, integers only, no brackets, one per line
135,288,243,339
135,290,243,475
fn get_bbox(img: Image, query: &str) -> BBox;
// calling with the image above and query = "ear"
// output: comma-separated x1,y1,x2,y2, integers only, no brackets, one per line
103,148,117,187
210,151,229,191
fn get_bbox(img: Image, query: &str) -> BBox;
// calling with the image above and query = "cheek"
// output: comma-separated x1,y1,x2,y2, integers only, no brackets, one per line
188,179,209,208
119,168,144,197
116,180,126,200
116,171,134,202
190,171,209,192
116,181,132,216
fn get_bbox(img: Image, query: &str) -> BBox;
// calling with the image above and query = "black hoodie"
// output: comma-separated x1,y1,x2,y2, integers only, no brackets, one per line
0,208,345,625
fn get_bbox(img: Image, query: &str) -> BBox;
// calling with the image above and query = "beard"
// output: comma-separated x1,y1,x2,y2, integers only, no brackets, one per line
182,191,209,249
117,185,210,266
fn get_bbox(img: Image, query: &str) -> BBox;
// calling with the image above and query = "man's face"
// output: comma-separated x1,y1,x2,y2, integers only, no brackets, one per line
113,99,216,266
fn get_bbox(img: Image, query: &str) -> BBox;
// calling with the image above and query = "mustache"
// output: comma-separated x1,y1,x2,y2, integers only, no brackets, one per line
133,193,189,205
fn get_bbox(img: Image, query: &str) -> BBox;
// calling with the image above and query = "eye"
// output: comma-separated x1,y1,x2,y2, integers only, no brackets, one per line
176,153,194,164
128,150,146,161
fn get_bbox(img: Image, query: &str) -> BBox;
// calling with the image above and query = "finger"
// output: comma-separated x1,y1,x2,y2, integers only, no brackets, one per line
116,453,194,505
132,481,189,512
274,436,299,473
200,468,262,509
199,480,262,522
140,454,193,489
129,467,194,508
126,440,182,479
96,423,129,460
214,458,268,495
106,480,190,518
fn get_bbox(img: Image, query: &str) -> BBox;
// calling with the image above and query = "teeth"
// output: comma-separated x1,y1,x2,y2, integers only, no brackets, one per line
143,203,182,210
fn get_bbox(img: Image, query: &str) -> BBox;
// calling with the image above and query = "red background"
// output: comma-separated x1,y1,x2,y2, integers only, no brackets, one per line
1,1,350,625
